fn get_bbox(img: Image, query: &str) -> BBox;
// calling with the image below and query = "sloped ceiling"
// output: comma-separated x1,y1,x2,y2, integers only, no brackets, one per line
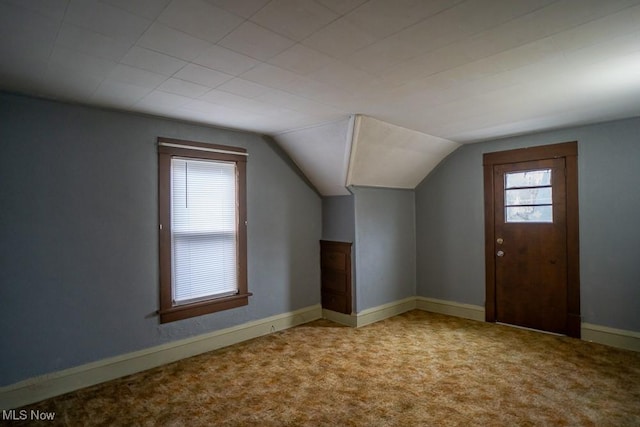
274,117,353,196
1,0,640,194
347,115,459,189
274,115,459,195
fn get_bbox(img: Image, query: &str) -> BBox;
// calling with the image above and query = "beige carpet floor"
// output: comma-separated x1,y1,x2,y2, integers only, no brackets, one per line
9,310,640,426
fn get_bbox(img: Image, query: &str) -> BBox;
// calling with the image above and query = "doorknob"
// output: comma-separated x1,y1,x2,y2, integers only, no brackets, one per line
497,250,504,257
496,238,503,244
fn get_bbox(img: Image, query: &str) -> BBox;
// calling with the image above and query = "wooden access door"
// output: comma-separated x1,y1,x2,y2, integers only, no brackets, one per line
320,240,352,314
484,142,581,338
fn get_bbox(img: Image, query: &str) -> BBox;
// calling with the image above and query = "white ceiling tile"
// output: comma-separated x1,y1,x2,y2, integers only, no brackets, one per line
267,44,334,75
178,98,222,112
101,0,172,20
216,78,271,98
136,90,193,109
172,106,272,132
562,32,640,68
255,87,345,116
64,0,151,43
280,76,359,108
380,46,473,85
120,46,187,76
438,38,560,86
92,80,153,107
193,44,260,76
204,0,271,19
2,0,69,20
136,23,212,61
365,1,592,85
177,99,265,124
48,45,118,80
250,0,338,41
199,89,251,111
253,87,309,110
158,0,243,43
0,2,59,59
43,65,105,101
309,61,382,94
302,17,377,58
345,0,462,39
240,63,305,90
452,0,558,35
347,0,556,76
315,0,367,15
456,0,640,64
107,64,167,88
348,115,459,189
550,5,640,53
345,37,424,77
56,22,132,61
174,63,233,87
463,55,567,97
275,118,352,195
171,106,238,128
200,89,279,115
157,77,211,97
218,21,296,61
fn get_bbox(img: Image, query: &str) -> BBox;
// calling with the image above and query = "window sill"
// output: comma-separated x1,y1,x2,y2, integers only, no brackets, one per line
159,292,252,324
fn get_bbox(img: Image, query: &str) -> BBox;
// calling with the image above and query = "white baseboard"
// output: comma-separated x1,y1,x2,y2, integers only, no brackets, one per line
355,297,417,327
0,304,322,410
581,323,640,352
322,309,357,327
414,296,640,353
322,297,416,328
416,296,485,321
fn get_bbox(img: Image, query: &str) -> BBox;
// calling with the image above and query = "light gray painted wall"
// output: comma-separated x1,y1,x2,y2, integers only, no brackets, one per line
352,187,416,312
322,195,356,312
322,195,355,243
416,117,640,332
0,93,322,386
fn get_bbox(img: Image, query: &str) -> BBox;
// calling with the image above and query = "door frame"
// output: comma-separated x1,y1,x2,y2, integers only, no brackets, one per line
483,141,581,338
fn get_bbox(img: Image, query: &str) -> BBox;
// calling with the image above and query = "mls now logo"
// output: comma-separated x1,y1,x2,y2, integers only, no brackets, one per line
2,409,56,421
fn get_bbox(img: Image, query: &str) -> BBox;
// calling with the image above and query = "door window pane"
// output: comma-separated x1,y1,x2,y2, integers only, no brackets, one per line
505,169,551,188
504,169,553,223
506,206,553,223
505,187,552,205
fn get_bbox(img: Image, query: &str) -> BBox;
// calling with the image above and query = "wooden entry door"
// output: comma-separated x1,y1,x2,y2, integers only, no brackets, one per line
483,142,581,338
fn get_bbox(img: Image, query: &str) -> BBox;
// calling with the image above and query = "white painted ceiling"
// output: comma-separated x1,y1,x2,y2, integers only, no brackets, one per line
275,116,353,195
348,115,459,190
2,0,640,194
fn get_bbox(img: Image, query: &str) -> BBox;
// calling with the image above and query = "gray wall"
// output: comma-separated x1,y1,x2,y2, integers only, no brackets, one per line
0,93,321,386
416,117,640,332
322,195,355,243
352,187,416,312
322,194,356,312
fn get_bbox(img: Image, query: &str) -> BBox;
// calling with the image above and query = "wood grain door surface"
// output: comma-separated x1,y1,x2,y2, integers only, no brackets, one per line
494,158,567,334
483,142,580,337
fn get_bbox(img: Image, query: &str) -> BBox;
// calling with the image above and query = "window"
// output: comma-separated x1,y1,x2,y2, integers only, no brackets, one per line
158,137,250,323
504,169,553,223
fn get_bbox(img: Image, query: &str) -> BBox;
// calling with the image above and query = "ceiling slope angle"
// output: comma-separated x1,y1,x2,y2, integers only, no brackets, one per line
347,115,459,189
273,116,355,196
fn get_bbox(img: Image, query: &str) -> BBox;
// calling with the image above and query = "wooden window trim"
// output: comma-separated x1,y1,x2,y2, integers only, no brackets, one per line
158,137,250,323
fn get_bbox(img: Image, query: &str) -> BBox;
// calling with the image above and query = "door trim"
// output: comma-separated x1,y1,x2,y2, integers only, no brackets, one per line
483,141,581,338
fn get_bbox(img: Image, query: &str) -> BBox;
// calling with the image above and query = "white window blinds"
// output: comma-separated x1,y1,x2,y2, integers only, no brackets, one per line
171,158,238,305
